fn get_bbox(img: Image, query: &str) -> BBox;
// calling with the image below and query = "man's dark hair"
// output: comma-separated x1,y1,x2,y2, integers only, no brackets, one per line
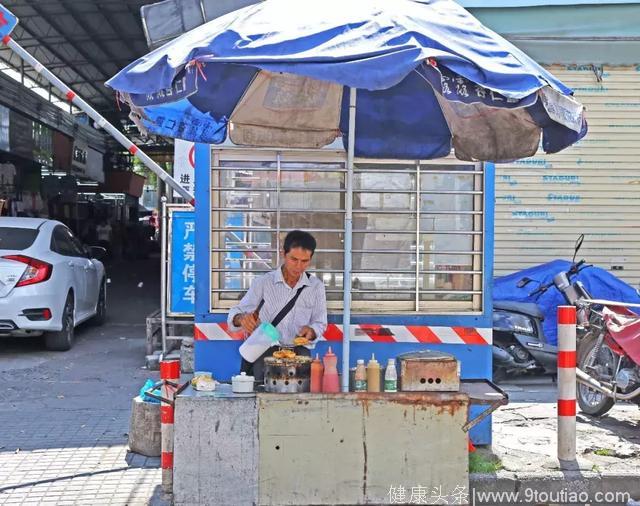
283,230,316,255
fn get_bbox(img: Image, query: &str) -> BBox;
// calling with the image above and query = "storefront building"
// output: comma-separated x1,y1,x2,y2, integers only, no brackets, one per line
463,1,640,285
0,71,108,227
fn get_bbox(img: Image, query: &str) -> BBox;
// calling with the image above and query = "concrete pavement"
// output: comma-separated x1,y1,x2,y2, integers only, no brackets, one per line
2,255,639,505
471,377,640,505
0,257,167,506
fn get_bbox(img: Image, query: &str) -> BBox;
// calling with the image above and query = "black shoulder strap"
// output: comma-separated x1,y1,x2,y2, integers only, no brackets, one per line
271,284,307,328
254,272,311,328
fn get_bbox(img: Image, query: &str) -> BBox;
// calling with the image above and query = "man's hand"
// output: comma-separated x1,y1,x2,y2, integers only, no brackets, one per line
297,326,317,341
235,312,260,334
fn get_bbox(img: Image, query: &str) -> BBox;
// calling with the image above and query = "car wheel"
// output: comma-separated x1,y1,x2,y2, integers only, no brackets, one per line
45,295,75,351
92,280,107,326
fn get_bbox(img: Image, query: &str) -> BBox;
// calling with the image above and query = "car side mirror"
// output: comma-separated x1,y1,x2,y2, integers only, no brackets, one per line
89,246,107,260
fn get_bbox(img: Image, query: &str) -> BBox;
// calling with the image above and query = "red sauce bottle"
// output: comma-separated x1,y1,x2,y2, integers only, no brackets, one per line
321,347,340,393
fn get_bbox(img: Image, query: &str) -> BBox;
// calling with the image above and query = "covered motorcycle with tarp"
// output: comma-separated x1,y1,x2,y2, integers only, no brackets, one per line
494,246,640,416
494,259,640,347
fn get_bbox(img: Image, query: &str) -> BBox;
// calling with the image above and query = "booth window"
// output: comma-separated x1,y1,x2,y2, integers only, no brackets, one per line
211,150,484,313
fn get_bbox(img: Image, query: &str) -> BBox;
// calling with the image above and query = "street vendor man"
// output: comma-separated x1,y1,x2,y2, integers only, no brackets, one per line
228,230,327,383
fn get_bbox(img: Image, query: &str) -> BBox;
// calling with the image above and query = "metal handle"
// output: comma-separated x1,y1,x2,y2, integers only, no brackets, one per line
143,379,189,406
460,379,509,433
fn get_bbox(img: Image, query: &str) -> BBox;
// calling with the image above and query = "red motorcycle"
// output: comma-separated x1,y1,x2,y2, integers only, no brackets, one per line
577,302,640,416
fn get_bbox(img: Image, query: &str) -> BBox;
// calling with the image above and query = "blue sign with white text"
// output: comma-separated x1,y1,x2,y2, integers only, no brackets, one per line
170,210,195,315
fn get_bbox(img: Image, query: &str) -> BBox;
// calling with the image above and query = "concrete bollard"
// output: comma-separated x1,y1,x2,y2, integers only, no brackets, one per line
557,305,577,464
160,359,180,493
128,396,161,457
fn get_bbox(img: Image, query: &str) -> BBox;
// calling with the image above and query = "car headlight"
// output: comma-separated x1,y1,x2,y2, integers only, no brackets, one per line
493,310,536,335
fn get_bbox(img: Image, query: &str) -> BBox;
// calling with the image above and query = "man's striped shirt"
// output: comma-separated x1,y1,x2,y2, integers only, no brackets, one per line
228,267,327,347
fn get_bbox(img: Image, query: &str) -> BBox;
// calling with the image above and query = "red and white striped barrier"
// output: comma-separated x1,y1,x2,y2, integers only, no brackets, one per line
557,306,577,463
194,322,492,345
160,359,180,493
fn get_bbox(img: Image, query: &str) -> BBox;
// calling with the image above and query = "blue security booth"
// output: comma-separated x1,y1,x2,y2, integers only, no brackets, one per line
191,143,495,444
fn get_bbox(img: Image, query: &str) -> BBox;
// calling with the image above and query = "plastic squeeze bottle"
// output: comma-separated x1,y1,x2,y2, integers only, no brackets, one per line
384,358,398,392
366,354,381,392
310,353,324,393
321,347,340,393
354,359,367,392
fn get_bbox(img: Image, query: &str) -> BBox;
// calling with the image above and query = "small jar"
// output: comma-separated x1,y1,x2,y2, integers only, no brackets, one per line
232,372,255,393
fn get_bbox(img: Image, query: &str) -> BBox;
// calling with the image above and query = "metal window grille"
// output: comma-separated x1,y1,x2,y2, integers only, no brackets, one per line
210,149,484,313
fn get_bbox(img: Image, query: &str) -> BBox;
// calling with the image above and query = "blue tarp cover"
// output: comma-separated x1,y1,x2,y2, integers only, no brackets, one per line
494,260,640,345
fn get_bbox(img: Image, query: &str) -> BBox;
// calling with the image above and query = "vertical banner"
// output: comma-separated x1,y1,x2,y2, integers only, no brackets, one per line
174,139,195,197
9,110,33,159
169,209,195,315
0,105,9,152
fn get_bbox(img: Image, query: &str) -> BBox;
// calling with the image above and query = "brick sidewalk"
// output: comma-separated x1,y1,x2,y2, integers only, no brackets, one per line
0,409,163,506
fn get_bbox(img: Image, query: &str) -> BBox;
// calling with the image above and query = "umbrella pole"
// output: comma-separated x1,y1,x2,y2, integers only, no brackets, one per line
342,87,356,392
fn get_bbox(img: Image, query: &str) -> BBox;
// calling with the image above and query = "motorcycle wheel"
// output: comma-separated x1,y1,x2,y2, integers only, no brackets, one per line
577,335,616,417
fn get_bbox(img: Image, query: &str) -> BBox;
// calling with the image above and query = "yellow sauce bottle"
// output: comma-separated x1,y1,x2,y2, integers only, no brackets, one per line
366,354,381,392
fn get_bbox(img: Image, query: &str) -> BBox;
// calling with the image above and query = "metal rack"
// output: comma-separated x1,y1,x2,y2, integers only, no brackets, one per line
146,200,195,357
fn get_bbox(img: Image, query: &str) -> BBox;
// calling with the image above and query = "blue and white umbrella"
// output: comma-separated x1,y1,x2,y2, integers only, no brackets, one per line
107,0,588,388
107,0,586,161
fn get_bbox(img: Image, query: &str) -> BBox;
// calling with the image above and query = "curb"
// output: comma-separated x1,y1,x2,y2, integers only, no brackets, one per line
470,471,640,505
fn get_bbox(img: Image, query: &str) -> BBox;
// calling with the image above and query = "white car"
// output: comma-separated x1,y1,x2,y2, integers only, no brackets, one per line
0,217,107,350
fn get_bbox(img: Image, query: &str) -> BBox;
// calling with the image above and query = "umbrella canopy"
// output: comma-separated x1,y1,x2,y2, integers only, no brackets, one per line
107,0,587,162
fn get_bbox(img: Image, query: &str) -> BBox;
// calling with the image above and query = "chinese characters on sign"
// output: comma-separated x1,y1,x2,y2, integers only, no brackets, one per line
174,139,196,196
170,210,195,315
421,62,535,109
388,485,468,505
129,67,199,107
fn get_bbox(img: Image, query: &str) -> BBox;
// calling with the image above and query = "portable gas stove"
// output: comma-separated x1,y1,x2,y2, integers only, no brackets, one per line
263,355,312,393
